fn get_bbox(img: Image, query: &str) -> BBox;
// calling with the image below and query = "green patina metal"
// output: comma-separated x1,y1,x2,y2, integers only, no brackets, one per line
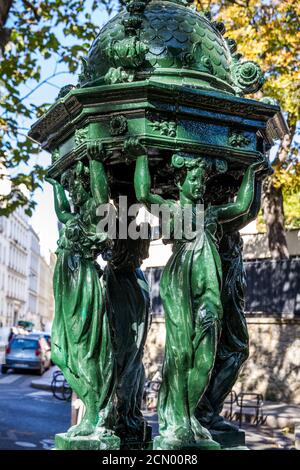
29,0,288,451
133,145,269,450
80,0,263,95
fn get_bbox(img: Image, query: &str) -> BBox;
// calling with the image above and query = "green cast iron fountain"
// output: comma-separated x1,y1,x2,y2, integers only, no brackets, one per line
29,0,288,451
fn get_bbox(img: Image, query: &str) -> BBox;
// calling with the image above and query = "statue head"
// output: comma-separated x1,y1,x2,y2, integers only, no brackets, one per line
62,161,90,207
172,154,228,203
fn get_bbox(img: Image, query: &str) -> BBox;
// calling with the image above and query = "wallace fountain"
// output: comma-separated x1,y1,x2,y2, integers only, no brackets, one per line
29,0,288,451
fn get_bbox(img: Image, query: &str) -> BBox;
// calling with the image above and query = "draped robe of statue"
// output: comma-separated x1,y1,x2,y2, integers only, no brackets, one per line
49,161,117,438
196,175,264,431
105,219,151,445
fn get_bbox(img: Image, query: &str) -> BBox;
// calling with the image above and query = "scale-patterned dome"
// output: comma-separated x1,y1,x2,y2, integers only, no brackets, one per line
79,0,264,96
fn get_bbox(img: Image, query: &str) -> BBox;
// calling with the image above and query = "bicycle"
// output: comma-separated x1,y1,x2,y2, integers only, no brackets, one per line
51,370,72,401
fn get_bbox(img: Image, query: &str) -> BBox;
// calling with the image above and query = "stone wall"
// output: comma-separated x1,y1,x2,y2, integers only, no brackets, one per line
144,316,300,404
144,317,165,380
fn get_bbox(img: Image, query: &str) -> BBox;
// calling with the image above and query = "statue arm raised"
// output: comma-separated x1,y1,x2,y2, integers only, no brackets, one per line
216,157,267,224
89,160,109,205
125,137,168,208
46,177,73,224
222,175,263,233
87,141,109,206
134,154,166,207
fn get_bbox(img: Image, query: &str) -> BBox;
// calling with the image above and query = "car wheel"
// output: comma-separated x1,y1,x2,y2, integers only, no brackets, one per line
1,365,8,374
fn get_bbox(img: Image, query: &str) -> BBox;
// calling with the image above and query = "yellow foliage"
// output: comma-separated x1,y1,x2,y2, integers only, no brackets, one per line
195,0,300,228
273,161,300,195
195,0,300,125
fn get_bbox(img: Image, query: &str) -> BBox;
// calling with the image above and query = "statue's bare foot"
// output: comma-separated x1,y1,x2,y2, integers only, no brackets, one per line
94,425,114,437
66,418,95,437
191,416,212,440
190,417,220,450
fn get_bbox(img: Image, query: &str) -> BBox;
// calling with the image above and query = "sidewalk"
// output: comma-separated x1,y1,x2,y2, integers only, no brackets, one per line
143,411,295,450
223,401,300,431
30,365,59,391
31,373,300,433
30,375,299,449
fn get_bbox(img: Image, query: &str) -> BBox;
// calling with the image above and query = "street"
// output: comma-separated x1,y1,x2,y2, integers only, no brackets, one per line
0,368,295,451
0,368,71,450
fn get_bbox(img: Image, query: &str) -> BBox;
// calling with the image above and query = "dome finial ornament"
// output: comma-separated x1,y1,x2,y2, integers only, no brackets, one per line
124,0,149,15
231,60,265,95
79,0,264,95
100,0,150,84
159,0,195,6
212,21,226,35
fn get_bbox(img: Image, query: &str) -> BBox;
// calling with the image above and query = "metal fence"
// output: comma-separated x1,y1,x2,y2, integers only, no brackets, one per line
145,257,300,317
244,257,300,316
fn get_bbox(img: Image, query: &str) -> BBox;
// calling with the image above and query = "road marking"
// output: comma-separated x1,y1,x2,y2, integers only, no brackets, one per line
40,439,54,450
27,390,50,396
0,375,20,385
15,441,37,448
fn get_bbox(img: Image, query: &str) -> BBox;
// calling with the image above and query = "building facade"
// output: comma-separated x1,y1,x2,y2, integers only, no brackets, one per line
0,210,55,330
37,253,55,331
26,227,40,326
0,207,29,327
0,216,9,327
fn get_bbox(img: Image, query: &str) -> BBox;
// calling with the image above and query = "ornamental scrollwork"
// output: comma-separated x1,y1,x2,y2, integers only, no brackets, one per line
74,127,89,146
150,120,177,138
231,60,265,95
106,37,149,70
229,130,251,148
51,149,60,164
109,115,128,136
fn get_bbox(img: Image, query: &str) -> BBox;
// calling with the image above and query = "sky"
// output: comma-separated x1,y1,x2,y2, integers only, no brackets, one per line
24,5,115,257
10,2,296,258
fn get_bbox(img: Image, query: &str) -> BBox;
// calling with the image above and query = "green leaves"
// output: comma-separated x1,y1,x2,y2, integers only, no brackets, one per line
195,0,300,235
0,0,113,215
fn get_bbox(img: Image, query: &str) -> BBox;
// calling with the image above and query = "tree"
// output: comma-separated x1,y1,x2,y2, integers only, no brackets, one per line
1,1,299,259
0,0,114,216
196,0,300,258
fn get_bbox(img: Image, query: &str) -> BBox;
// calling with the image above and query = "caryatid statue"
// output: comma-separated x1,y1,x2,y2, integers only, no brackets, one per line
29,0,288,450
133,144,269,450
195,167,271,437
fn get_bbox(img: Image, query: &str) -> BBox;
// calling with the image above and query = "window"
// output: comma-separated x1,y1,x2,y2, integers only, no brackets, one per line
11,338,38,350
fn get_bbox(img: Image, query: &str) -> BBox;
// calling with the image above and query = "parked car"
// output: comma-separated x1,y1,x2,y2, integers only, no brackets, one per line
29,332,51,347
29,332,53,365
1,334,51,375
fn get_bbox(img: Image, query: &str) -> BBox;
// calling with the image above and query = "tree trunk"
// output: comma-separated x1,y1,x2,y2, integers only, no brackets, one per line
0,0,13,51
262,176,289,259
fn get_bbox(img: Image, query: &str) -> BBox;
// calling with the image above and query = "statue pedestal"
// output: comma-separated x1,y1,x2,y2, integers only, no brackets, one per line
55,433,120,450
119,424,153,450
153,436,221,451
211,429,248,450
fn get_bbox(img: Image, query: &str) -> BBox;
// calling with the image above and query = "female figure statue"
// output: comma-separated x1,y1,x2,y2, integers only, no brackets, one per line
46,154,116,439
105,219,151,447
132,139,266,449
196,171,268,432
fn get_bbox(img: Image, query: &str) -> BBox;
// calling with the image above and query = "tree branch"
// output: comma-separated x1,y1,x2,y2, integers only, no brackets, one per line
22,0,41,21
0,0,13,26
0,0,13,50
222,0,248,8
0,70,71,119
19,71,70,103
272,125,296,167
